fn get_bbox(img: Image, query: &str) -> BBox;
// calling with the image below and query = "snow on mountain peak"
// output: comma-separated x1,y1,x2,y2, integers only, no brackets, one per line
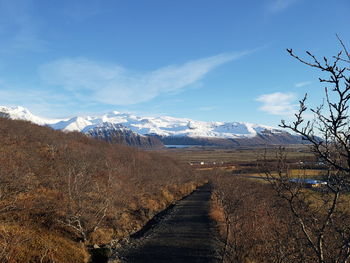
0,105,279,139
0,106,61,125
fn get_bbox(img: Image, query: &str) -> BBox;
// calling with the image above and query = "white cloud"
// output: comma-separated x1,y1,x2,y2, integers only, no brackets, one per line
295,81,312,88
267,0,300,13
256,92,297,115
39,51,250,105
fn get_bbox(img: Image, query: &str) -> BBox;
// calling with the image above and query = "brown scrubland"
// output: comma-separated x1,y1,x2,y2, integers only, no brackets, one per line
3,115,349,263
0,117,203,263
210,171,350,263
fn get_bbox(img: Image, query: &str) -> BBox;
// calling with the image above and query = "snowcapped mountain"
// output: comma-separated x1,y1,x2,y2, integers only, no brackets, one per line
85,122,163,148
0,106,299,147
0,106,63,125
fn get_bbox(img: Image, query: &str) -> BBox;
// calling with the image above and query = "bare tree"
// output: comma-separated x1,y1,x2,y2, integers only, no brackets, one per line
211,174,287,263
59,154,111,243
263,36,350,263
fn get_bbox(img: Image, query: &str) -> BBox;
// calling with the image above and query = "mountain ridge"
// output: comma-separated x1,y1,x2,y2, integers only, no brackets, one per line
0,106,301,147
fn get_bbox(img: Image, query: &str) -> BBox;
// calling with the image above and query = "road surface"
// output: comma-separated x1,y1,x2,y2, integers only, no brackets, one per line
114,183,222,263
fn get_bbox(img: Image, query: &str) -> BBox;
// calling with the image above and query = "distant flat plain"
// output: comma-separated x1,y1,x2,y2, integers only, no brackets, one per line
159,144,314,164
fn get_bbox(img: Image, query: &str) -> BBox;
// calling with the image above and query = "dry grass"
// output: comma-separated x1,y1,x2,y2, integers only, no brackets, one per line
0,223,89,263
289,169,324,177
242,168,324,181
196,165,236,171
209,194,226,238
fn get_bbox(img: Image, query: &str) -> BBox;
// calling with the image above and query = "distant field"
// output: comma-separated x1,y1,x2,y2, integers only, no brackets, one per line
158,145,326,180
159,144,315,165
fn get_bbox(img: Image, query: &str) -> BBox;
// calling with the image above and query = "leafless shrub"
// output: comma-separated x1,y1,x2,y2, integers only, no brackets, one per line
262,36,350,263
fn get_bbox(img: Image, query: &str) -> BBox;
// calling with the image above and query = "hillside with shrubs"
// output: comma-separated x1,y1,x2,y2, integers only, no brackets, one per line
210,171,350,262
0,117,203,263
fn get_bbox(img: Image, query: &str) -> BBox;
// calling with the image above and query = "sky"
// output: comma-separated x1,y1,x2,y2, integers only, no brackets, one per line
0,0,349,126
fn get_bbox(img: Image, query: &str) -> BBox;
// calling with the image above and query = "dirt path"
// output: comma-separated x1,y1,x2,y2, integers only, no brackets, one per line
114,183,222,263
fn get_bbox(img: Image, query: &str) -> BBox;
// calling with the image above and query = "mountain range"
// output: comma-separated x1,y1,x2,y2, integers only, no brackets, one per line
0,106,302,148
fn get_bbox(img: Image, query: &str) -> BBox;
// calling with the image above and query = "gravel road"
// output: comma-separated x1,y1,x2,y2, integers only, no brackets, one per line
114,183,222,263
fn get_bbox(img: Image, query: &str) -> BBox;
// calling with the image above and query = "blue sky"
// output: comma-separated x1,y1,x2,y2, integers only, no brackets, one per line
0,0,349,126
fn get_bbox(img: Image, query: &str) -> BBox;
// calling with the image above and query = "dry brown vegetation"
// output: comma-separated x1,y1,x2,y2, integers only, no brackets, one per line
191,39,350,262
0,117,203,263
163,145,318,174
211,174,290,263
210,172,350,263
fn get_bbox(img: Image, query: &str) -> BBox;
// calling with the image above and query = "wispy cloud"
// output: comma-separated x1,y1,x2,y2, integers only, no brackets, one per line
256,92,297,115
295,81,312,88
39,51,251,105
267,0,300,13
